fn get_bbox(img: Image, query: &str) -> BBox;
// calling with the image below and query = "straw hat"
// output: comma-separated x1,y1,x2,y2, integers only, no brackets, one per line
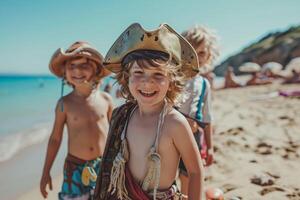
49,41,110,78
103,23,200,78
239,62,261,73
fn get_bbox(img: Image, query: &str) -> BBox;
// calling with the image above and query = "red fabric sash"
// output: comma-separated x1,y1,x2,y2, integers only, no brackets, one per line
125,165,178,200
125,165,151,200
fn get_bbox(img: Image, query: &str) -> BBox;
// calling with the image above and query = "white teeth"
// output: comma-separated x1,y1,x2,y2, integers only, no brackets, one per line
73,77,85,80
143,91,154,94
139,90,156,97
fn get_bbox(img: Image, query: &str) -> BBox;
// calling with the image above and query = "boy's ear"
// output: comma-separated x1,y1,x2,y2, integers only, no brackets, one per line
206,52,212,63
95,68,105,80
62,68,66,78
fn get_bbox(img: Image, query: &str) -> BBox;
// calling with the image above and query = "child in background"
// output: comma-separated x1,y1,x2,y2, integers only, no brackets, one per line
40,41,113,200
179,25,220,196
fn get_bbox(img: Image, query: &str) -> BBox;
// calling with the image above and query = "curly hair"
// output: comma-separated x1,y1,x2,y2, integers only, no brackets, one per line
114,56,186,106
182,25,220,72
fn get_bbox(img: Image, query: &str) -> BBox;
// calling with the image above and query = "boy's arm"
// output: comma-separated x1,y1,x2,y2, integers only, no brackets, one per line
202,80,214,165
40,99,66,198
103,92,114,121
172,116,204,200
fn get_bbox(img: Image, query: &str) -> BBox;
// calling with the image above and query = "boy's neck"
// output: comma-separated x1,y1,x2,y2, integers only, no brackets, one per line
73,83,100,98
137,101,165,117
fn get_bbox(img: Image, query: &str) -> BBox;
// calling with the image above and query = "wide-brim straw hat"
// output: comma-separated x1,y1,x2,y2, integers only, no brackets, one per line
49,41,110,78
239,62,261,73
103,23,200,78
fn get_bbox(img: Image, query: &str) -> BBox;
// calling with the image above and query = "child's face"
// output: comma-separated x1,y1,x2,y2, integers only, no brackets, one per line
195,42,210,67
128,61,170,107
65,57,97,87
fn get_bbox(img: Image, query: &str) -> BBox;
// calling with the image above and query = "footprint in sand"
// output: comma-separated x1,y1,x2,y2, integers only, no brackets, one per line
204,175,213,182
254,142,273,155
251,172,276,186
265,171,280,179
286,188,300,200
249,159,257,163
221,183,237,193
259,186,285,196
275,143,300,160
279,115,296,125
220,127,244,136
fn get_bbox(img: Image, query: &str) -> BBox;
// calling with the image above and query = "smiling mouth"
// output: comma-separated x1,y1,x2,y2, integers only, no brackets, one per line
72,76,86,81
139,90,157,97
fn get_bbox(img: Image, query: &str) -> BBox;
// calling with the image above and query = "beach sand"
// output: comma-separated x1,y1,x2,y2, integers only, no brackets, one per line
207,82,300,199
8,82,300,200
0,136,67,200
16,175,63,200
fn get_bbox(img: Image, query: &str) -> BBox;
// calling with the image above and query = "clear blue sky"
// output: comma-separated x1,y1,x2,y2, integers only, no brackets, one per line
0,0,299,74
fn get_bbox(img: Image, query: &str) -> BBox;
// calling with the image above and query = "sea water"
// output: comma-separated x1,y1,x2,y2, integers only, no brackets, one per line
0,75,120,162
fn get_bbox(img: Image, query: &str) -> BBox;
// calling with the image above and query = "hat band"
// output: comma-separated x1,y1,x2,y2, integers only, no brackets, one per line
122,50,170,66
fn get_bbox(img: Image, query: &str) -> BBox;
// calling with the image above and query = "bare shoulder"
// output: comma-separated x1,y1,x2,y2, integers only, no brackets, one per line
164,108,190,137
61,92,73,104
55,94,71,110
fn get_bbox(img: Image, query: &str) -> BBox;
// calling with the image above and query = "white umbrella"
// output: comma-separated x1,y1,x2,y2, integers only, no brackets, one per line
239,62,261,73
262,62,283,74
285,57,300,73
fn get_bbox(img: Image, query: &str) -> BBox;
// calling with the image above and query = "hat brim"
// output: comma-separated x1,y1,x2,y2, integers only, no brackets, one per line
49,47,110,78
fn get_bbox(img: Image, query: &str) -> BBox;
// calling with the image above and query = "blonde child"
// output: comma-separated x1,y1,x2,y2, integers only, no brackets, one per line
179,25,220,196
94,23,204,200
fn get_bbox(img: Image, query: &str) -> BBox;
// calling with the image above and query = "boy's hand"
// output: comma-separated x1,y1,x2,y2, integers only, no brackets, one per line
205,149,214,166
40,173,53,198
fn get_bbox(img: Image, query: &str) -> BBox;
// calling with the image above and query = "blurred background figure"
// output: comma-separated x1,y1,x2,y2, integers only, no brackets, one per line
223,66,242,88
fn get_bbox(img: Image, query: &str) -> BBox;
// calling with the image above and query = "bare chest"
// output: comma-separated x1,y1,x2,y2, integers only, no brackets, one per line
126,121,174,158
66,99,108,127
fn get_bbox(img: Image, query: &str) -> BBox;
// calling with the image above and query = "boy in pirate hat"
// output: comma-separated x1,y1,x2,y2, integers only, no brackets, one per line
179,25,219,196
40,41,113,200
94,23,204,200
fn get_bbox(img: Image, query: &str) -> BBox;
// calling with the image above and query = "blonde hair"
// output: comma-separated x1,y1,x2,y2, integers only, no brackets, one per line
182,25,220,68
115,56,185,106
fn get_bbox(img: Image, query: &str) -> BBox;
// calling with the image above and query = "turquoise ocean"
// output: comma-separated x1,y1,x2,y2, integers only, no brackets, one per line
0,75,119,163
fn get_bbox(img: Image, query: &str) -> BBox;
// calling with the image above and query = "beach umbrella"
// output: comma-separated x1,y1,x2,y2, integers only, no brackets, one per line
285,57,300,73
239,62,261,73
262,62,283,74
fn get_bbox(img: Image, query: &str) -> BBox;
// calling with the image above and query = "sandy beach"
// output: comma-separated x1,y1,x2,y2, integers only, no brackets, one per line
4,82,299,200
207,82,300,199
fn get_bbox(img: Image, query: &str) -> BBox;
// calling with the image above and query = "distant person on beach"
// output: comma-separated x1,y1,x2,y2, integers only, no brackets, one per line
94,23,204,200
261,62,283,79
40,41,113,200
246,71,272,86
103,82,112,93
179,25,219,196
283,69,300,84
115,87,123,99
239,62,272,86
224,67,242,88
